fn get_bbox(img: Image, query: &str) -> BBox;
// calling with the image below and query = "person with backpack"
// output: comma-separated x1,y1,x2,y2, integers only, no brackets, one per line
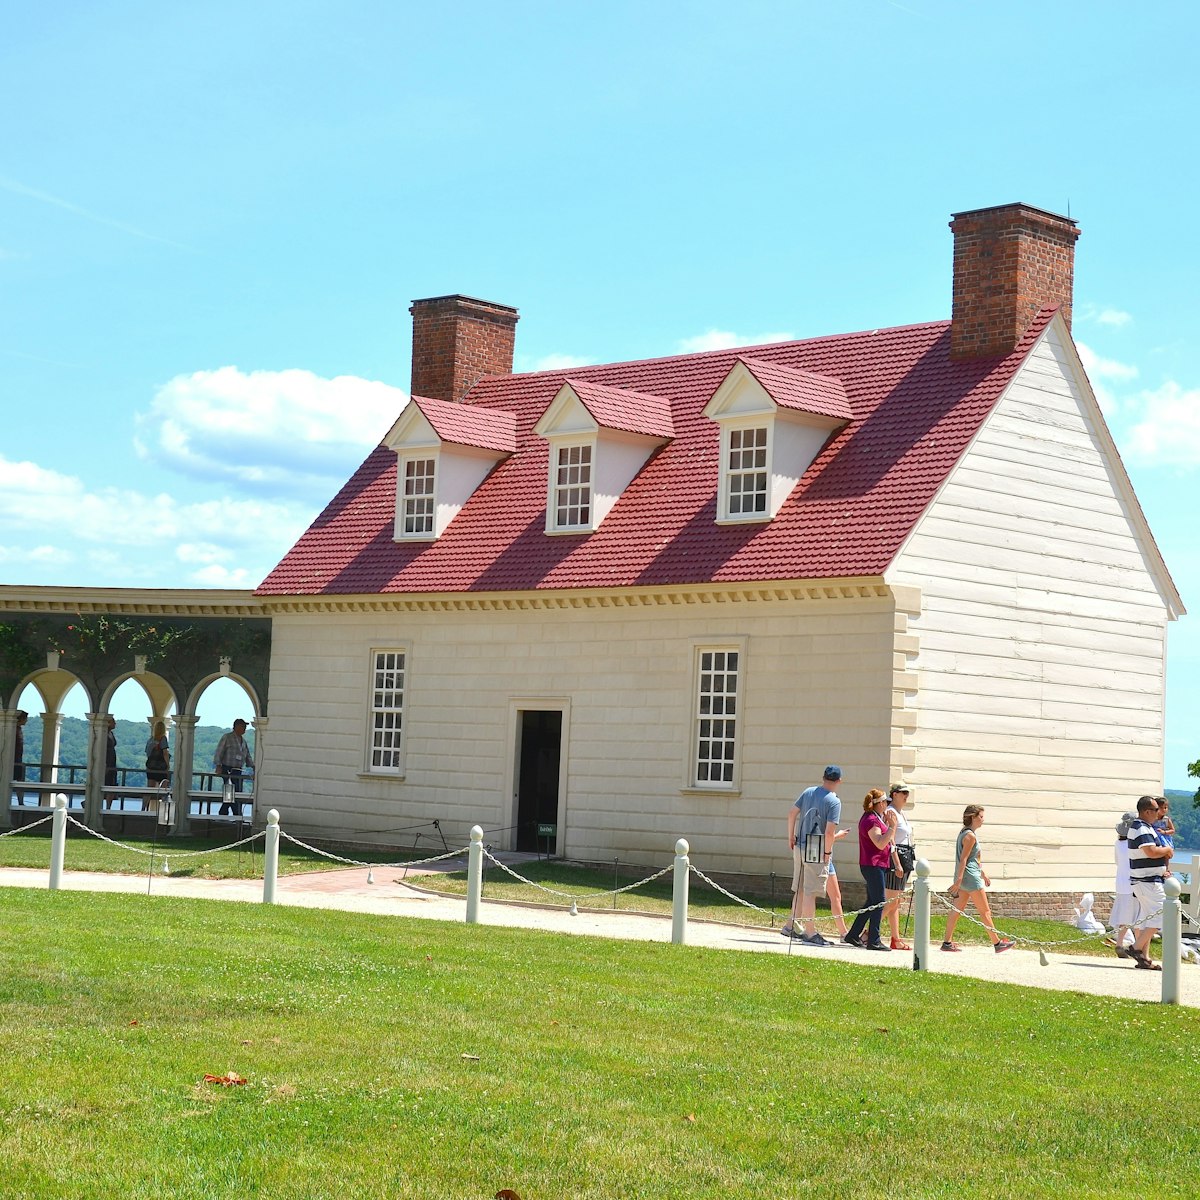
145,720,171,789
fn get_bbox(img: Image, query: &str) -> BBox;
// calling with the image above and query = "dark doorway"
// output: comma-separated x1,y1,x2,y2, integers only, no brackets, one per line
515,710,562,852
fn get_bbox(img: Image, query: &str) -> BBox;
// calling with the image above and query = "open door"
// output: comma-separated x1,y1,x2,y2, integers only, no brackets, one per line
515,709,562,853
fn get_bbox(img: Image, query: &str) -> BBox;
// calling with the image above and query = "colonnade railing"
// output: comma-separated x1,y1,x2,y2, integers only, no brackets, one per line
10,803,1196,1006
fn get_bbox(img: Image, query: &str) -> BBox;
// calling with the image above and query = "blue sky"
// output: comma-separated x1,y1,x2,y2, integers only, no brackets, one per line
1,1,1196,783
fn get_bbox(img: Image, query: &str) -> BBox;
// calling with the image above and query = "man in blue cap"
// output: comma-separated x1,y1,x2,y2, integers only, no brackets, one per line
781,766,843,945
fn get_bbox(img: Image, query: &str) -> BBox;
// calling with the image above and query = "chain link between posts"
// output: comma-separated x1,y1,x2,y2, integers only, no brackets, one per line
63,812,263,859
278,830,470,871
481,846,672,901
1,815,55,837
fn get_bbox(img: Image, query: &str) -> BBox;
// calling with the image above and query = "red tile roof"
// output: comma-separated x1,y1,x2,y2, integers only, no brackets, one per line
736,357,853,421
410,394,516,453
257,309,1057,596
563,380,675,439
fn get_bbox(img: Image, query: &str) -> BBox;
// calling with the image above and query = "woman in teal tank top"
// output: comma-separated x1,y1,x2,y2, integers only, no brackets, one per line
942,805,1014,954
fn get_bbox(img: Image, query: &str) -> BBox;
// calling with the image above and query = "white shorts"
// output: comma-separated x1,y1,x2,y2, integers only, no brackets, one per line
1131,880,1165,932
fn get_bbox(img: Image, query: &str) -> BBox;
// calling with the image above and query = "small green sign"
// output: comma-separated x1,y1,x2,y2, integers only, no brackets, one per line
537,824,557,839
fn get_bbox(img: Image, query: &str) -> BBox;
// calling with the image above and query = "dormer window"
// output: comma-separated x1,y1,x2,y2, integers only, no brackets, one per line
401,456,436,535
704,358,852,524
382,395,516,542
726,426,768,517
553,443,593,530
535,379,673,536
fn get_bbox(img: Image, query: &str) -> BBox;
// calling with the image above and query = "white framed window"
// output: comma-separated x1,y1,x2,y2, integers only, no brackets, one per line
551,442,593,531
401,456,436,537
367,649,406,774
724,425,768,518
693,646,740,788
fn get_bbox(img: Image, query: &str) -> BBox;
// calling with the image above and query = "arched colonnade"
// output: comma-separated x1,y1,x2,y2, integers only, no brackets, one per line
0,596,271,839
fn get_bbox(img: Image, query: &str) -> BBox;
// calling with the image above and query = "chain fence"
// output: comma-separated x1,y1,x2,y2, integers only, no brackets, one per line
1,814,54,838
481,847,672,905
278,830,470,872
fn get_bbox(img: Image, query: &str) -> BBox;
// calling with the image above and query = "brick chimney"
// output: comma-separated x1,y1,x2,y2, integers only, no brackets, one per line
409,294,519,402
949,203,1080,360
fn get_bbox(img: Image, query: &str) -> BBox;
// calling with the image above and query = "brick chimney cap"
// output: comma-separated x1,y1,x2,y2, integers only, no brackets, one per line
409,294,519,317
950,201,1078,229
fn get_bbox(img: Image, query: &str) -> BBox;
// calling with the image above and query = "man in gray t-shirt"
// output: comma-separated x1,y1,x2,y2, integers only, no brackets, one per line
782,766,842,946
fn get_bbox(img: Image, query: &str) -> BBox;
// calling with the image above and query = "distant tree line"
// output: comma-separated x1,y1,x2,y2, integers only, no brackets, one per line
1167,787,1199,851
17,715,252,781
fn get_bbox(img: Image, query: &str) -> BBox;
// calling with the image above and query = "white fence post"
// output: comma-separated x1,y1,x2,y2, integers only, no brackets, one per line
912,858,932,972
672,838,690,946
48,793,68,891
262,809,280,904
466,825,484,925
1162,876,1182,1005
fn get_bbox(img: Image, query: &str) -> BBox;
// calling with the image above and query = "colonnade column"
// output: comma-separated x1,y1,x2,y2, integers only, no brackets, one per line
170,714,198,839
249,716,268,828
82,712,110,829
0,709,17,829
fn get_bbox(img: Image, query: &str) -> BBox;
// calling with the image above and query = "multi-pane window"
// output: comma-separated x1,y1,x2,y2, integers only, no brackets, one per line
402,458,435,536
554,444,592,529
726,426,768,516
695,648,739,786
369,650,406,772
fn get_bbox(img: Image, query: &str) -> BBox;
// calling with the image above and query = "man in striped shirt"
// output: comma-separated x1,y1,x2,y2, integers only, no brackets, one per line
1126,794,1173,971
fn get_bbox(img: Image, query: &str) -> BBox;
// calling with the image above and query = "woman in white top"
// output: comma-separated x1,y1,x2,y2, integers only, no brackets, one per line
1109,813,1138,958
883,781,915,950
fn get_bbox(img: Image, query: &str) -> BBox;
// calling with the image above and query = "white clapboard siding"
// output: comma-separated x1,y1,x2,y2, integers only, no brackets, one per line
259,594,901,876
888,323,1172,893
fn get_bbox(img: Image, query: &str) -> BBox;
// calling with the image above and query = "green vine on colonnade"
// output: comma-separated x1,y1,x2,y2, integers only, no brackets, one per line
0,612,271,713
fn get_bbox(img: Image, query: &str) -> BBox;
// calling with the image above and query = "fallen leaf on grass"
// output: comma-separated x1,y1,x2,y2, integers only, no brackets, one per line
461,1054,481,1062
495,1190,522,1199
685,1113,697,1123
875,1027,890,1034
203,1072,247,1087
128,1020,140,1027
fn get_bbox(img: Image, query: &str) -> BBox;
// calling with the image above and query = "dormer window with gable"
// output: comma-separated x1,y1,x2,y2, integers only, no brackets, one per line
401,456,437,536
535,380,673,535
383,395,516,541
553,442,593,530
703,358,852,524
726,425,768,517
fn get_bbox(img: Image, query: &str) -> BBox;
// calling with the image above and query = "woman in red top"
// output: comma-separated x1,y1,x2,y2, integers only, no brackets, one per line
843,789,897,951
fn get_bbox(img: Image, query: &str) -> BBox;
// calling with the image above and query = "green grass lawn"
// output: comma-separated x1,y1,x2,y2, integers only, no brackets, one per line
0,827,440,880
1,889,1194,1199
424,860,1125,958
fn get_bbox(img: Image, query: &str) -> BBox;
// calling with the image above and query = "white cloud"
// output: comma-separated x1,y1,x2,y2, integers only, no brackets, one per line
134,367,406,498
1078,302,1133,328
517,352,597,372
0,543,72,565
1121,380,1200,467
189,564,259,587
677,329,794,353
1076,342,1140,415
0,453,315,587
1076,342,1138,381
